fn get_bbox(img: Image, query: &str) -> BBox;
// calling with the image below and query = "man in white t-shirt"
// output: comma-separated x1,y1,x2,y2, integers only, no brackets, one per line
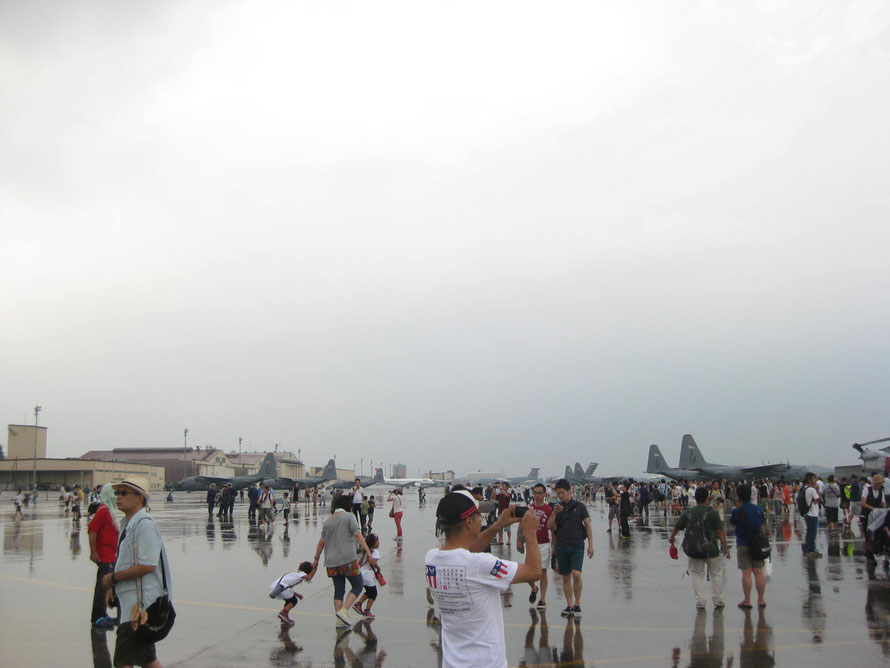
803,473,822,557
259,484,276,525
12,489,24,520
351,479,364,524
426,490,541,668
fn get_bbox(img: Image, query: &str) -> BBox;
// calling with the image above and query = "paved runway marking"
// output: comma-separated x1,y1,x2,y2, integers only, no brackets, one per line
509,639,875,667
2,570,887,632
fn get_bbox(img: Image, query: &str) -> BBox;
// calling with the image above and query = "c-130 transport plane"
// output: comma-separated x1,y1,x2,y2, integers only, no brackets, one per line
677,434,831,481
180,456,341,491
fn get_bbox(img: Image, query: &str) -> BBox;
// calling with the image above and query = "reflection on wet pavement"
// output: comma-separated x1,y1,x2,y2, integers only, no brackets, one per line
739,610,774,668
3,491,890,666
684,609,723,668
90,627,113,668
865,583,890,657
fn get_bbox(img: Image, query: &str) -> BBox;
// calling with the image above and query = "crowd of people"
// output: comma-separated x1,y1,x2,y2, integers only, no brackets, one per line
8,466,889,667
424,471,890,667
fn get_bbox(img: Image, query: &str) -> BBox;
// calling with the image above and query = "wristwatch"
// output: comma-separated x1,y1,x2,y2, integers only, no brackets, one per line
111,573,118,584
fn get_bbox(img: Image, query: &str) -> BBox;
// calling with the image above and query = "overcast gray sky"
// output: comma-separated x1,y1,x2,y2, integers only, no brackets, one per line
2,1,888,478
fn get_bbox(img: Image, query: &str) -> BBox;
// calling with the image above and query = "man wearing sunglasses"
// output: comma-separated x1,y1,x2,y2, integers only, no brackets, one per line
101,476,171,668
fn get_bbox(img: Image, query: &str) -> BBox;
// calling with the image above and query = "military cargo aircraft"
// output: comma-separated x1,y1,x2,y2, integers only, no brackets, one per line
853,437,890,475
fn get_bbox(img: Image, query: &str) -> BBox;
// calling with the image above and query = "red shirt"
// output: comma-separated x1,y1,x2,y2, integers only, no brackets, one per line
531,503,553,544
496,489,511,512
87,505,119,563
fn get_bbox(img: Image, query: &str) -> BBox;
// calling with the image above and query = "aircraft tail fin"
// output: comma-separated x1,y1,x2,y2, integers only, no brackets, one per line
321,459,338,481
647,444,667,473
564,465,573,480
372,468,385,483
679,434,707,469
584,463,598,476
257,453,277,478
574,463,585,479
528,467,540,481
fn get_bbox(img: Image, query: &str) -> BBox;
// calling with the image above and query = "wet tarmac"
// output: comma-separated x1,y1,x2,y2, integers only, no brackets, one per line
2,490,889,666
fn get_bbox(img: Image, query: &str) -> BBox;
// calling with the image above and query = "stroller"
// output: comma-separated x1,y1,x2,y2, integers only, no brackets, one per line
865,508,890,570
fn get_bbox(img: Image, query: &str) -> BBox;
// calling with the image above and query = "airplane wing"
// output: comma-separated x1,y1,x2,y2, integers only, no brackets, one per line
188,475,232,486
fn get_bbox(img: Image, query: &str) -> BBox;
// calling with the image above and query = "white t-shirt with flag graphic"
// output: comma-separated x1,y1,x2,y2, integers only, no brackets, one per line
424,547,518,668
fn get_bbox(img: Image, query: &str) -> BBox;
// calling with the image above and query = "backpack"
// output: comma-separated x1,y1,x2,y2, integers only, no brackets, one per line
681,510,712,559
796,486,810,515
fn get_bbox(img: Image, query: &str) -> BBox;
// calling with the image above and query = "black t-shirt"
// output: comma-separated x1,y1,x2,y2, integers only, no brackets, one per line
619,490,632,514
554,499,590,546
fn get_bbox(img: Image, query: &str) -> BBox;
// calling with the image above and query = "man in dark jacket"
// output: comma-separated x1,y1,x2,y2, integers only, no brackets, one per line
207,484,217,519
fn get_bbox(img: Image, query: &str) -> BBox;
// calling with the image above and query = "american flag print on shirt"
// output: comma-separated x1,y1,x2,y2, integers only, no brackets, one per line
426,564,437,588
490,560,509,579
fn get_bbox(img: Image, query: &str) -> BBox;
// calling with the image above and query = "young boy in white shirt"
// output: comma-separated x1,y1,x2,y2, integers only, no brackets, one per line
269,561,313,626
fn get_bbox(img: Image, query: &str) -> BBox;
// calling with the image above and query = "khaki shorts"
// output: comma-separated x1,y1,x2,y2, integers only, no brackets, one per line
736,545,764,571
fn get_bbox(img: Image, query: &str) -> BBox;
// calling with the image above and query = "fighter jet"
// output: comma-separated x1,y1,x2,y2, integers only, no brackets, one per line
853,437,890,475
677,434,793,481
547,463,597,485
473,468,542,487
573,463,599,480
645,444,700,481
180,452,278,491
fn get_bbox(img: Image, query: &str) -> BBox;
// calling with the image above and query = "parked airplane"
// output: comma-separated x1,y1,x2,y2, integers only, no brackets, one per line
573,463,599,480
645,444,700,481
180,453,278,491
677,434,794,481
473,468,542,487
853,437,890,475
262,459,341,490
547,465,575,483
369,468,435,488
547,463,593,485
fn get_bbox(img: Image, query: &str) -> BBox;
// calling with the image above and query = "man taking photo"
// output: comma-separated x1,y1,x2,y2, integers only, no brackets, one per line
425,490,541,668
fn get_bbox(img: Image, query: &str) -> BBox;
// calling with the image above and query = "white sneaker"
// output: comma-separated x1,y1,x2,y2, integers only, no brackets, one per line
336,610,352,626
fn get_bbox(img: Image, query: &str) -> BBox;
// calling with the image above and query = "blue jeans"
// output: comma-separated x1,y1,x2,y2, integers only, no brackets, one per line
805,515,818,553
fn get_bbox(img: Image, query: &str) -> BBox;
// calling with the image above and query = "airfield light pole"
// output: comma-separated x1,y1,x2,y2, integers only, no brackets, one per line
184,428,190,476
361,459,363,476
32,405,42,491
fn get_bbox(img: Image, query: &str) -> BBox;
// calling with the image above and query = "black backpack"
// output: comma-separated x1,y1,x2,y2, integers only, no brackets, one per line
682,511,712,559
796,487,810,515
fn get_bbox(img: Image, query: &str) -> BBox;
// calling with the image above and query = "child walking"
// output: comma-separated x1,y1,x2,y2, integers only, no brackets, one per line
282,492,291,523
353,533,381,618
269,560,314,626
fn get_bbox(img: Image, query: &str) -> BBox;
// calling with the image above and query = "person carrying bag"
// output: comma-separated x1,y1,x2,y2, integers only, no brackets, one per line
101,476,174,667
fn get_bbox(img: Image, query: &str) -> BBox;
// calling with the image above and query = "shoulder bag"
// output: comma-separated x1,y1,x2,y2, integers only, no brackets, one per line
738,506,771,562
133,521,176,643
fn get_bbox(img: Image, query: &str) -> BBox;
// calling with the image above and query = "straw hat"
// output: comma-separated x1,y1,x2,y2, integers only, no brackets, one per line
112,476,151,502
